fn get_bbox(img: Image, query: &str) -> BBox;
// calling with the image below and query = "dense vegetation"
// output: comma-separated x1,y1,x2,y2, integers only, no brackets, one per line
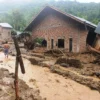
0,0,100,31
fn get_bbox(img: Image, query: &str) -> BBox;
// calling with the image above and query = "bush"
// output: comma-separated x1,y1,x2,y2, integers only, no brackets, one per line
34,38,43,44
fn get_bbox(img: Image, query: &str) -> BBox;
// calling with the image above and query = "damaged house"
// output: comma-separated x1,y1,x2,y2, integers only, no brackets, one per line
24,6,97,52
93,22,100,51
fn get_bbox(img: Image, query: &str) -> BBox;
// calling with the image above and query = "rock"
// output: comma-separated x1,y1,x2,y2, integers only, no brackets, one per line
39,62,53,67
60,63,69,67
29,58,39,65
92,72,100,77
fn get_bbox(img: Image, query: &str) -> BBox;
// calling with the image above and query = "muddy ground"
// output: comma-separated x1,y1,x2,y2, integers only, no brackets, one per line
41,50,100,78
23,49,100,79
0,47,100,100
58,52,100,78
23,49,100,91
0,68,44,100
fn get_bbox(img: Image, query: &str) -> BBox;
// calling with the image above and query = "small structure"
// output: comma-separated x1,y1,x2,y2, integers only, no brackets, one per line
24,6,97,52
0,23,12,42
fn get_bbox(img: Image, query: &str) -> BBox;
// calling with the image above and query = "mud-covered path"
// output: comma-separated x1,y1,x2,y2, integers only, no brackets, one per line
0,52,100,100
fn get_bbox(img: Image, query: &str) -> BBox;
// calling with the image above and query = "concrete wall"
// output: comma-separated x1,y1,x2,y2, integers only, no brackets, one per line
32,12,88,52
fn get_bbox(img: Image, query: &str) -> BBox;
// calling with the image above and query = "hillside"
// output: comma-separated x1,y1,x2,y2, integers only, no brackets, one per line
0,0,100,31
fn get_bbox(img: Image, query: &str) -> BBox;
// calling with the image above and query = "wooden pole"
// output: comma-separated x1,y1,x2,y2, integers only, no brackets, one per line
12,36,25,100
13,36,25,74
14,56,19,100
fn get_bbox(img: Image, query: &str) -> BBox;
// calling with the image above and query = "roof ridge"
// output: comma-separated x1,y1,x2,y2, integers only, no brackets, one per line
24,5,97,31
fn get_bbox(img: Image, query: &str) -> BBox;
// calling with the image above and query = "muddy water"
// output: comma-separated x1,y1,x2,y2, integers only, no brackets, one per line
0,52,100,100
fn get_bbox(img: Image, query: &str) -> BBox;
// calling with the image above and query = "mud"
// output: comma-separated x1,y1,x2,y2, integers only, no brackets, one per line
0,52,100,100
0,68,44,100
50,65,100,92
93,58,100,65
44,49,64,57
23,55,44,65
10,49,100,79
65,52,100,78
56,57,83,68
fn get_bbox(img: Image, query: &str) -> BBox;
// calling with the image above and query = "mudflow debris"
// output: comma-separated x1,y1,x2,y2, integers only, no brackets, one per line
0,68,44,100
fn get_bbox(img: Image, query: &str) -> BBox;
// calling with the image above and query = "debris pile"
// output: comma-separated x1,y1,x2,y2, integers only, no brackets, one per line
50,65,100,92
45,49,61,54
23,55,44,65
55,57,67,64
29,57,39,65
44,49,64,57
54,52,100,79
29,53,45,58
56,57,83,68
92,56,100,65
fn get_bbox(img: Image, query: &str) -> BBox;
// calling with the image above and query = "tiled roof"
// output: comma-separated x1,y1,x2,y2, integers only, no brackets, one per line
24,6,97,31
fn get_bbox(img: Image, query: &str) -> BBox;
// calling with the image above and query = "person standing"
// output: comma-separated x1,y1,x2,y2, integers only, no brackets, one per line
3,41,10,58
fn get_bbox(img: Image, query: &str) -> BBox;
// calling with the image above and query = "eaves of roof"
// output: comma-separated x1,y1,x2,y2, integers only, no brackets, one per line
24,6,97,31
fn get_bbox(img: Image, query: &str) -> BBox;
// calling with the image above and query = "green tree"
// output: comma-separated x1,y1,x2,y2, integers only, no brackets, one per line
10,9,26,31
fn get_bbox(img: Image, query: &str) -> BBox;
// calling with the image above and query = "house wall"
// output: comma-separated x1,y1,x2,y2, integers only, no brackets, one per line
0,26,2,40
94,35,100,50
32,12,88,52
0,26,12,42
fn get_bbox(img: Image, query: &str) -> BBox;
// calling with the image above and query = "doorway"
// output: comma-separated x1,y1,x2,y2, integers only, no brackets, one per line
69,38,73,52
86,29,96,47
51,39,54,49
58,39,64,48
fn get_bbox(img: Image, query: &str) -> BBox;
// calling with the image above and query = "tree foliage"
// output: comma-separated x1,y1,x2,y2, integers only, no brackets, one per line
10,9,26,31
0,0,100,31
